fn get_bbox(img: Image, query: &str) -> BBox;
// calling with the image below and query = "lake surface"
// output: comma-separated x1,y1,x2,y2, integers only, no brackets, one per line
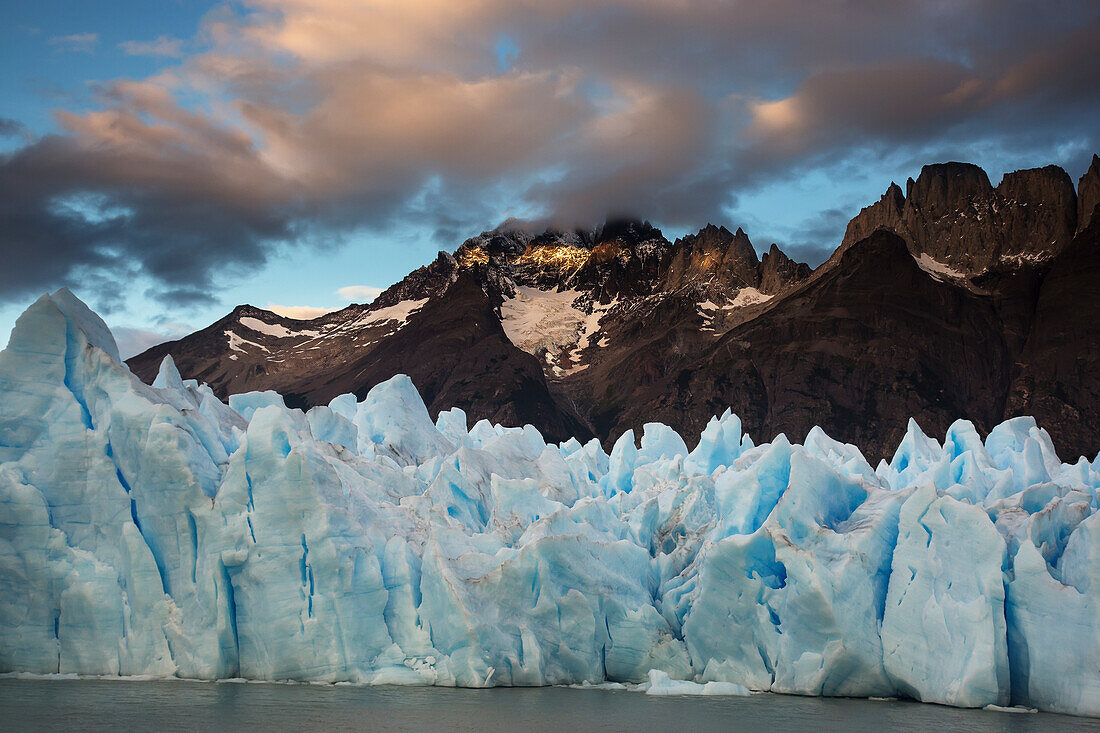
1,679,1097,732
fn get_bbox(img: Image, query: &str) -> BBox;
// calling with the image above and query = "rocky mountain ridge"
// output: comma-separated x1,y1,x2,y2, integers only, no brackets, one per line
129,156,1100,459
842,159,1098,274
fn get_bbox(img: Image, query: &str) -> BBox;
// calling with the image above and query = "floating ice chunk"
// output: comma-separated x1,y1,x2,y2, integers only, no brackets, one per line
644,669,749,696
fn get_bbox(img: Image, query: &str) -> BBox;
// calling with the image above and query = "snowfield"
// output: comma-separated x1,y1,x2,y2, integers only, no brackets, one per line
500,287,586,357
0,290,1097,716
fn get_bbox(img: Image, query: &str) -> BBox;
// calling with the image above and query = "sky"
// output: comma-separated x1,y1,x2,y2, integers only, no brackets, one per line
1,1,1099,357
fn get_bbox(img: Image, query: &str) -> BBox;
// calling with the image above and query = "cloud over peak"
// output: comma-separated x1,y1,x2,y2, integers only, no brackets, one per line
2,0,1098,313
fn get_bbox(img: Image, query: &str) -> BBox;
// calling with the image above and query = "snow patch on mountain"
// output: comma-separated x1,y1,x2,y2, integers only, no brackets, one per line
225,330,269,353
345,298,429,331
501,288,618,375
239,317,320,339
500,287,586,357
698,289,774,331
559,298,617,375
914,253,967,282
731,287,772,308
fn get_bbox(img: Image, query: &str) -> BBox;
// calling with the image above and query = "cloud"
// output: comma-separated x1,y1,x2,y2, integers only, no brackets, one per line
336,285,383,303
119,35,185,58
0,118,33,142
48,33,99,53
267,303,335,319
2,1,1098,311
112,322,193,359
771,207,859,267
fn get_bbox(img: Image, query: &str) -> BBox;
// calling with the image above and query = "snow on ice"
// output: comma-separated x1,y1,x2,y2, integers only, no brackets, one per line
0,290,1098,716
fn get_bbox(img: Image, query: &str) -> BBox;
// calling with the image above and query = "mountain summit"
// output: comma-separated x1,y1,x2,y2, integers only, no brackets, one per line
129,157,1100,459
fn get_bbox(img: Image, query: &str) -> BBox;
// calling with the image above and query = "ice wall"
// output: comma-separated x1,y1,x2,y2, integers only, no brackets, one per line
0,290,1097,716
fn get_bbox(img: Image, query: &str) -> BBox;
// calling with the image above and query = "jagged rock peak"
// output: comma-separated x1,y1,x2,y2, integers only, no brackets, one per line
840,181,906,249
372,250,459,309
661,223,760,292
997,165,1075,206
678,223,758,262
994,165,1078,259
1079,153,1100,231
461,222,534,257
759,243,812,294
885,181,905,205
596,218,664,245
841,158,1088,274
228,303,277,319
907,162,994,212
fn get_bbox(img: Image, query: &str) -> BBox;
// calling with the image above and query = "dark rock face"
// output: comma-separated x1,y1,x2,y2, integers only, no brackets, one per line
995,165,1077,262
570,221,673,302
758,243,813,294
289,275,593,443
663,224,760,294
586,231,1014,459
372,251,458,309
1006,218,1100,460
842,162,1078,273
130,275,592,444
129,215,810,448
1078,154,1100,231
657,225,811,298
127,302,369,400
842,182,906,250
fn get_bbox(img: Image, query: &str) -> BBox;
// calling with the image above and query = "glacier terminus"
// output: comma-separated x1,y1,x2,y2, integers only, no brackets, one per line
0,290,1097,716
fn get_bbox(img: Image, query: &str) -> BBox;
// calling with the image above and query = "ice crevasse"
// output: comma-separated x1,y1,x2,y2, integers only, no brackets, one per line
0,289,1098,716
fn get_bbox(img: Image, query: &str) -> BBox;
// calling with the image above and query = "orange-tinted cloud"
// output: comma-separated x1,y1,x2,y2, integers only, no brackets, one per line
1,0,1098,307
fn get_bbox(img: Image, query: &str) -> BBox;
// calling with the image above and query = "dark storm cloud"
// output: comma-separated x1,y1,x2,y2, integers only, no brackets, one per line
0,125,293,306
1,0,1098,305
0,118,32,140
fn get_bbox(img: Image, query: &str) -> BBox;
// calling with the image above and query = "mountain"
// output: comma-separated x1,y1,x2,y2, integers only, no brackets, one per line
1006,214,1100,457
129,218,811,444
129,156,1100,460
589,230,1014,460
841,162,1077,273
1079,154,1100,231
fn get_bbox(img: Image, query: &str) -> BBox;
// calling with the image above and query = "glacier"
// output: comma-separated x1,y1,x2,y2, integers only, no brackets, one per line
0,289,1098,716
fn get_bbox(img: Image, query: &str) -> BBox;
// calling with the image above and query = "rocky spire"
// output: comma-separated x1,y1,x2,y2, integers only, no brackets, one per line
759,243,812,294
1078,154,1100,232
840,181,905,251
664,224,761,293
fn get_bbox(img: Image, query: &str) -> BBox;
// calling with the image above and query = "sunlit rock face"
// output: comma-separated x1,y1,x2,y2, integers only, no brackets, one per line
2,290,1099,716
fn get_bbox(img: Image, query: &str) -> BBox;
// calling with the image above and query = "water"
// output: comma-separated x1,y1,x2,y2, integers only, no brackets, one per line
1,679,1096,732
